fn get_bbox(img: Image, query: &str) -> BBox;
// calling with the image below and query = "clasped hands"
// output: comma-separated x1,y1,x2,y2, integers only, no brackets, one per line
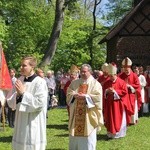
127,84,132,88
74,92,86,100
107,87,115,94
15,80,26,96
127,84,135,93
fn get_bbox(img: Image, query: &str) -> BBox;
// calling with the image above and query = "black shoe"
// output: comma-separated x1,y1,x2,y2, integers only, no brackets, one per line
106,137,113,141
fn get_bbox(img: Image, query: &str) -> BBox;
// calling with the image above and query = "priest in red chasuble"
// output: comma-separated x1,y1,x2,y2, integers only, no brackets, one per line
103,63,131,139
66,64,104,150
98,63,110,86
98,63,110,117
64,65,79,116
119,57,142,125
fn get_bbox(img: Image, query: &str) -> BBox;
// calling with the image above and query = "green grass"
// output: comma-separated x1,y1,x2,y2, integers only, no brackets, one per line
0,109,150,150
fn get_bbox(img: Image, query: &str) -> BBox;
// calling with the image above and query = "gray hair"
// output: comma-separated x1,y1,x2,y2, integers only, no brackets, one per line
80,64,93,74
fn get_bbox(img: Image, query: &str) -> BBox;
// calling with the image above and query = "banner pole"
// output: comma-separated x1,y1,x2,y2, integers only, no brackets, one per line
2,103,5,131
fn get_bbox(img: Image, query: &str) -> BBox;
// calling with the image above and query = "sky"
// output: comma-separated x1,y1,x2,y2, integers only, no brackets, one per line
96,0,110,25
99,0,109,13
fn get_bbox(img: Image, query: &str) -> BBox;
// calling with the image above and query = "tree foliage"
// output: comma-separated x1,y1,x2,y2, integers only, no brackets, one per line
103,0,132,27
0,0,133,73
50,1,106,71
1,0,55,69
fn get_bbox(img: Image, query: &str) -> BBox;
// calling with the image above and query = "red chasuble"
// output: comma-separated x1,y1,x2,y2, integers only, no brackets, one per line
63,80,71,116
63,80,71,95
145,73,150,103
119,71,142,113
98,74,110,86
98,75,110,114
103,77,131,134
74,84,88,136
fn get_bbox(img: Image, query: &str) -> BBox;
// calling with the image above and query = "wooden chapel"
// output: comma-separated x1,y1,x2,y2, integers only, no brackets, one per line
99,0,150,68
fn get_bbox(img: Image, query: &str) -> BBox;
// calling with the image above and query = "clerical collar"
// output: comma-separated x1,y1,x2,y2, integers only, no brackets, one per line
24,74,37,82
81,75,93,84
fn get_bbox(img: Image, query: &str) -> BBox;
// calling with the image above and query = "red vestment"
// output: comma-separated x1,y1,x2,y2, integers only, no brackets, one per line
145,73,150,103
63,80,71,116
103,77,131,134
64,80,71,95
145,73,150,87
119,71,142,113
98,74,110,86
98,74,110,114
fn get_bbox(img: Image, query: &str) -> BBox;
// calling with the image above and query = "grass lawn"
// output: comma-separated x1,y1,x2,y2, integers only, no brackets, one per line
0,108,150,150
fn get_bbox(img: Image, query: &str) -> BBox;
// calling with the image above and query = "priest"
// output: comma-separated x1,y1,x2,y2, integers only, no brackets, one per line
103,63,131,139
119,57,142,125
66,64,104,150
11,56,48,150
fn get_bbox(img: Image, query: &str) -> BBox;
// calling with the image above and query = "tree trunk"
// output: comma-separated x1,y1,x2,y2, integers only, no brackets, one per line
39,0,65,67
88,0,102,66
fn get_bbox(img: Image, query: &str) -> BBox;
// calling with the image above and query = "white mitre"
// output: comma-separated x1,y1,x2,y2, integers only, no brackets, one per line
107,63,117,75
122,57,132,68
101,63,108,72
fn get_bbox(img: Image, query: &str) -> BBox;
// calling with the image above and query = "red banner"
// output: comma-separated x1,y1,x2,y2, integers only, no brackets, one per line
0,44,12,90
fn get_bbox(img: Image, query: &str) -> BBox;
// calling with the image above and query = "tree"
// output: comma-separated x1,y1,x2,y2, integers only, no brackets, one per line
86,0,103,66
1,0,107,72
0,16,7,44
1,0,55,69
49,0,107,71
0,1,8,45
39,0,65,67
39,0,79,67
103,0,132,27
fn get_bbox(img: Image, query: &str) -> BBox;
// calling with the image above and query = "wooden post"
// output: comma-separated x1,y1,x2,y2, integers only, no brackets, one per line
2,104,5,131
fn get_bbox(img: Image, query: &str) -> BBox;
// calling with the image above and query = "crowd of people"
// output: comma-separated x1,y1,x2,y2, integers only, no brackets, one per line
0,55,150,150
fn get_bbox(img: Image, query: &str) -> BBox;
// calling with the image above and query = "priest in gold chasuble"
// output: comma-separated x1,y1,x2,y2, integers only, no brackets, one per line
66,64,104,150
74,84,88,136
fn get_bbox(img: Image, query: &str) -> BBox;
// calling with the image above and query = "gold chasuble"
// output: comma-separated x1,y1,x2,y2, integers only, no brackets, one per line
66,76,104,137
74,84,88,136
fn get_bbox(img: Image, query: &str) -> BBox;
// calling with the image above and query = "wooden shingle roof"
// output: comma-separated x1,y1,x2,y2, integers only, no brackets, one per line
99,0,150,44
